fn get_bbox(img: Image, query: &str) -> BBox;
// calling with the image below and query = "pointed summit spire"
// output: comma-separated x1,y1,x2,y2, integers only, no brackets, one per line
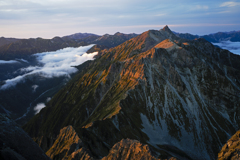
162,25,171,32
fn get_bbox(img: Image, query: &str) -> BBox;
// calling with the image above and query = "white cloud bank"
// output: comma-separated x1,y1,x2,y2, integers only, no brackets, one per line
0,44,97,90
0,60,19,64
34,103,46,114
212,41,240,55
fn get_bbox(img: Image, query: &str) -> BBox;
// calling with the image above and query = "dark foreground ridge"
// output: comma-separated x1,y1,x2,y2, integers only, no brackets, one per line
0,113,50,160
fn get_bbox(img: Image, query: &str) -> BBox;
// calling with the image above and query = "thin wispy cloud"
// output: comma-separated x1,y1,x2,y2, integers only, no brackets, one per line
0,60,19,64
0,0,239,38
0,44,98,90
32,85,39,92
220,1,240,7
195,5,209,10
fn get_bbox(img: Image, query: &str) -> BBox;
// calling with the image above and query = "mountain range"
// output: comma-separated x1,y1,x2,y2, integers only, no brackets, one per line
0,32,138,126
174,30,240,42
20,26,240,160
0,26,240,160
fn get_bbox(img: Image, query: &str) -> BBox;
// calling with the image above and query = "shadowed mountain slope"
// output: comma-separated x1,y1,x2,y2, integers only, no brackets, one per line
0,37,87,60
0,114,50,160
0,37,20,47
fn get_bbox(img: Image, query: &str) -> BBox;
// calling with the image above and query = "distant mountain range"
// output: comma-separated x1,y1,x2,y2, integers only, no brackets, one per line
0,37,20,47
174,30,240,42
0,32,138,60
62,33,99,40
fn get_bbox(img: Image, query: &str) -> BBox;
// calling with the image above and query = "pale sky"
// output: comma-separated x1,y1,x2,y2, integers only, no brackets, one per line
0,0,240,38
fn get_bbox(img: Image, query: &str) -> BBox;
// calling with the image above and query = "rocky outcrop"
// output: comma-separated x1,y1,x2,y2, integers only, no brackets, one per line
46,125,93,160
102,139,162,160
47,125,175,160
0,113,50,160
24,26,240,159
218,130,240,160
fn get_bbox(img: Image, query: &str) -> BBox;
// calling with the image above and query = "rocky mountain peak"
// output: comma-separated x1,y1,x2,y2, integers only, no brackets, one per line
114,32,123,36
162,25,171,32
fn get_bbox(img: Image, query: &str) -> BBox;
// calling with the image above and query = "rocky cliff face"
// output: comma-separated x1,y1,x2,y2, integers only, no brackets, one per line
218,130,240,160
102,139,166,160
0,114,50,160
46,125,93,160
23,26,240,160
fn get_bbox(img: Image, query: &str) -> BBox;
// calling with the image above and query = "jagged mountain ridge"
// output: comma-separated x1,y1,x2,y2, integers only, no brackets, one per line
23,26,240,159
0,37,20,47
46,125,175,160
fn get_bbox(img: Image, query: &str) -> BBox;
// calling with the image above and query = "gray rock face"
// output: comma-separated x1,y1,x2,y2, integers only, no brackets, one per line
0,114,50,160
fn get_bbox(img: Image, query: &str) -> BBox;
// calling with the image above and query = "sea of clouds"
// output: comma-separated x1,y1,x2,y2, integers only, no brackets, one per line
212,41,240,55
0,44,97,90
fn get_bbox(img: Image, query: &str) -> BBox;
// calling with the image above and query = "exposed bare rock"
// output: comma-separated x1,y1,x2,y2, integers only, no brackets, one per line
0,114,50,160
46,125,93,160
47,125,177,160
102,139,168,160
218,130,240,160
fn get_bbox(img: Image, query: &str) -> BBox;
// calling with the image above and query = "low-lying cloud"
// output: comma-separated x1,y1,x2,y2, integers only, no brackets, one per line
212,41,240,55
34,103,46,114
0,60,19,64
0,44,97,90
32,85,39,92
